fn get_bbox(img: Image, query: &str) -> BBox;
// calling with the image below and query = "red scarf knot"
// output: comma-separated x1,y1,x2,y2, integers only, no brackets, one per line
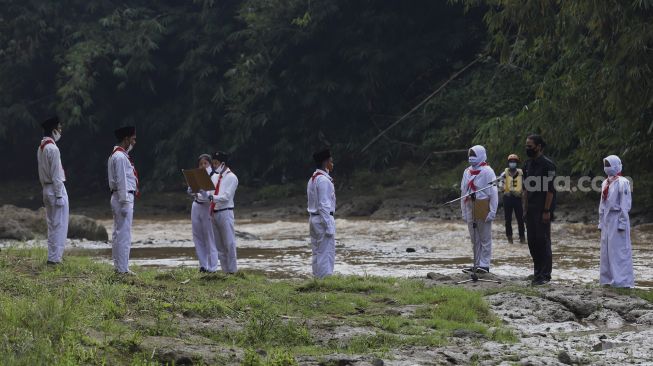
602,172,622,200
464,162,488,202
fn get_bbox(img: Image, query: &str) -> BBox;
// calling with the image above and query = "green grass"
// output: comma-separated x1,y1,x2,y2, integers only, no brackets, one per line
0,247,516,365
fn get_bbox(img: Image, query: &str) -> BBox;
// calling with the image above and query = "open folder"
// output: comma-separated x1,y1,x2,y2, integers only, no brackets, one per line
182,168,216,193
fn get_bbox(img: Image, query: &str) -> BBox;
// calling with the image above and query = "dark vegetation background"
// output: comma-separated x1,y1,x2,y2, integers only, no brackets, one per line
1,0,651,207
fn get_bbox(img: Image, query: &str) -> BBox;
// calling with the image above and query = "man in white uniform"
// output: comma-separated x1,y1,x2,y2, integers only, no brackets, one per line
460,145,498,274
599,155,634,288
201,151,239,273
307,148,336,278
108,126,138,274
37,116,69,265
189,154,220,272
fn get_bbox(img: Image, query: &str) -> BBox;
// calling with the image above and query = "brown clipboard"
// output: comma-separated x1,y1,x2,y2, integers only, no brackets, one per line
473,199,490,221
182,168,215,193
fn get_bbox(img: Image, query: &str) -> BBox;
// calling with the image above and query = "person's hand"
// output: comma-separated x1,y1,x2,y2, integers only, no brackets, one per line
55,197,65,207
542,211,551,224
198,190,210,200
186,187,193,195
485,212,496,222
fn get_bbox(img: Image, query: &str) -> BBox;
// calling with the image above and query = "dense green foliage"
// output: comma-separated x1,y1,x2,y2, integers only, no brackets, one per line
1,0,651,199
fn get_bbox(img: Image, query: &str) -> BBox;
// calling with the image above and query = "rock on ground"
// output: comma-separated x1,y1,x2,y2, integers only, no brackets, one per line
0,204,107,241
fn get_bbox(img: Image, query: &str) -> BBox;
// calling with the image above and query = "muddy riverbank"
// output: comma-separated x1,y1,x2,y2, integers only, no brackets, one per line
9,218,646,289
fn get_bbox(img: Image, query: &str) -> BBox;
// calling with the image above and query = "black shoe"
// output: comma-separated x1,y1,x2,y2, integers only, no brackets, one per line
531,279,550,286
476,267,490,274
199,267,207,273
526,274,535,281
462,267,475,274
507,237,513,244
46,261,61,266
519,236,526,244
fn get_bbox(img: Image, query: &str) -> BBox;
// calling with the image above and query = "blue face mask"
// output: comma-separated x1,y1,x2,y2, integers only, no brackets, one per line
508,162,517,170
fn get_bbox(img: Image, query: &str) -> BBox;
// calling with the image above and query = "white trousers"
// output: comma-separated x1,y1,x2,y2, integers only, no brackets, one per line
42,185,69,262
111,193,133,273
467,220,493,268
309,215,335,278
191,201,218,272
211,209,238,273
600,211,634,288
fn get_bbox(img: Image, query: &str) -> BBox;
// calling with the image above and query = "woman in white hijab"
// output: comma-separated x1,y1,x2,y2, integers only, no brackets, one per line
598,155,634,288
460,145,498,274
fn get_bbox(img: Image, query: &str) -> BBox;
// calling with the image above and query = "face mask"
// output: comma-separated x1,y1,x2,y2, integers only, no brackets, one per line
526,147,536,158
468,156,481,166
52,130,61,142
126,144,133,153
206,166,212,175
508,162,517,170
604,166,618,177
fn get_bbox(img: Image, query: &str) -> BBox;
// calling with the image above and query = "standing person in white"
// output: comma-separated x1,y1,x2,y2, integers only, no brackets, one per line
598,155,634,288
307,149,336,279
37,116,69,265
460,145,498,274
108,126,139,274
201,151,238,273
189,154,219,272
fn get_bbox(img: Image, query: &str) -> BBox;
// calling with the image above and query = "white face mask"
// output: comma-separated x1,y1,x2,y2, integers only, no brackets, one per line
508,162,517,170
52,130,61,142
468,156,481,166
604,166,618,177
126,144,133,153
206,166,212,175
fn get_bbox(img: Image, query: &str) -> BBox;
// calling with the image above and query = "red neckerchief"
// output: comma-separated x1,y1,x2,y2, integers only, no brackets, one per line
210,167,231,214
112,146,140,198
464,162,488,202
602,172,622,200
40,137,54,151
311,170,333,183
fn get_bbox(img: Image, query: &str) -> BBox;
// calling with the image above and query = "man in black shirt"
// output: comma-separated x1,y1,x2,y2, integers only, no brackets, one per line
523,134,557,285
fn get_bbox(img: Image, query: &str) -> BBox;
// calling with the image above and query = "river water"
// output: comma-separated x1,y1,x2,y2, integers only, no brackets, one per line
66,218,653,288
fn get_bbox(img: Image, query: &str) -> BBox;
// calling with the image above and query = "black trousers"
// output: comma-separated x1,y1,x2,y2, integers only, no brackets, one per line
503,194,525,239
526,209,552,281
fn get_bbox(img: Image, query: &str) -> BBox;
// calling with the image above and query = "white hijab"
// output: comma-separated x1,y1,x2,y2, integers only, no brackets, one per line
470,145,487,167
603,155,622,176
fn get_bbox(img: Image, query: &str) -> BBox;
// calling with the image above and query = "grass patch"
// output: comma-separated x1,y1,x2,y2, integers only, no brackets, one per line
0,248,515,364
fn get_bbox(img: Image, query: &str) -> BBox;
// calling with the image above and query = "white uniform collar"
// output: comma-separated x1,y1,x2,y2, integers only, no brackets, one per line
314,169,332,180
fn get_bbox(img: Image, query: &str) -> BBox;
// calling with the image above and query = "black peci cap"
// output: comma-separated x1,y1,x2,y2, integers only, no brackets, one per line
114,126,136,140
313,148,331,165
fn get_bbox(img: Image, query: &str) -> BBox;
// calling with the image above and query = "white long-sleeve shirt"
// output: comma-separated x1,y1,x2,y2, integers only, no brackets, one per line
108,146,138,204
209,165,238,210
460,165,498,222
37,137,66,197
307,169,336,235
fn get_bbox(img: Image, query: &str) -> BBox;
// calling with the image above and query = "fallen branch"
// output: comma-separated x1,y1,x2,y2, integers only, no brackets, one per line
361,55,485,152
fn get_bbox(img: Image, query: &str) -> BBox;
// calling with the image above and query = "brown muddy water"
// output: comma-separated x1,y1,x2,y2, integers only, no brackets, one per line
47,218,653,288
